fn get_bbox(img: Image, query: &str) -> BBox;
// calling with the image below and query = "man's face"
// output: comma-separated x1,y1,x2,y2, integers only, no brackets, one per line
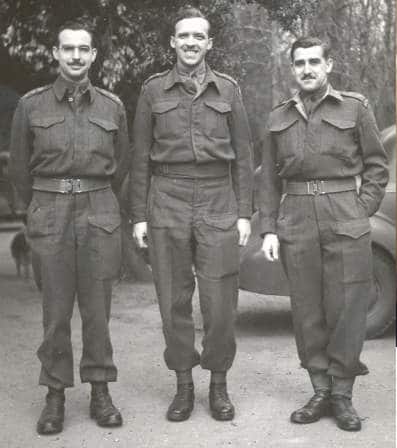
170,17,212,70
53,29,97,82
291,45,333,92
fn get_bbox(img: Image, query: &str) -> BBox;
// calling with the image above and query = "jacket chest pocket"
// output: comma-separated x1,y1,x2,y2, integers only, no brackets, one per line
152,101,181,138
320,117,356,160
88,116,118,151
203,101,231,138
269,117,301,164
30,115,66,151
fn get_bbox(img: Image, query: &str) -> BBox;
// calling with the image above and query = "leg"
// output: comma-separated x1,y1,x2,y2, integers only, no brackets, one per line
148,225,200,371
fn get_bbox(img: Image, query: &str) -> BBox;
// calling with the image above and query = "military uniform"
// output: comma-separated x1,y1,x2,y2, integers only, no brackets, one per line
9,76,130,389
131,66,253,372
260,85,388,385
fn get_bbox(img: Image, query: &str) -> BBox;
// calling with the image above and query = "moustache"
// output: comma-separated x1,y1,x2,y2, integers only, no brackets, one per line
302,75,316,80
68,62,85,67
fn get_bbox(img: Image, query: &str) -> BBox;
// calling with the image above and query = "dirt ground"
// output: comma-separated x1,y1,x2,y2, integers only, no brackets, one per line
0,229,395,448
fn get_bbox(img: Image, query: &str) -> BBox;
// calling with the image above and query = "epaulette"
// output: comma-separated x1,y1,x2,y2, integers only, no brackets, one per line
22,84,52,99
143,70,170,85
340,91,368,107
212,70,238,86
95,87,123,105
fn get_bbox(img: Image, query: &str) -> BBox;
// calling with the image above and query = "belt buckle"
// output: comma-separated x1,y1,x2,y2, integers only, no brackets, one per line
307,180,324,195
73,179,82,193
62,179,73,194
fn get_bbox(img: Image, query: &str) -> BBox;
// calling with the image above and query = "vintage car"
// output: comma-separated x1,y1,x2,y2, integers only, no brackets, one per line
239,125,396,339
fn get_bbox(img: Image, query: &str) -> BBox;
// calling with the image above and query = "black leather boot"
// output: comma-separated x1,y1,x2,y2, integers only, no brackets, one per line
209,383,235,421
331,395,361,431
90,382,122,427
36,388,65,435
166,383,194,422
290,390,330,424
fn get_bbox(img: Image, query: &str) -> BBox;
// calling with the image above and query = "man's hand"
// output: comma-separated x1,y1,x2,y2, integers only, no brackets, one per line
261,233,279,262
237,218,251,246
133,221,148,248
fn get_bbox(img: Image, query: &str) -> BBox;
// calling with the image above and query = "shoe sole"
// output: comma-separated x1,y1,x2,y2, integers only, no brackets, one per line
210,410,235,421
36,424,63,435
166,408,193,422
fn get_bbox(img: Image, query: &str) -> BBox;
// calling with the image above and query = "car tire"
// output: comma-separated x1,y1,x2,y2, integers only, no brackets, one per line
365,245,395,339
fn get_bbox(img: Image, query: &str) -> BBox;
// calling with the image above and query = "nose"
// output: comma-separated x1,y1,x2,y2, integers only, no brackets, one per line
186,35,196,46
303,62,311,74
72,47,81,59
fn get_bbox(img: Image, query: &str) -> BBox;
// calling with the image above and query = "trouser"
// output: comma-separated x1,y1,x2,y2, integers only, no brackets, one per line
147,174,239,371
277,189,372,379
26,188,121,388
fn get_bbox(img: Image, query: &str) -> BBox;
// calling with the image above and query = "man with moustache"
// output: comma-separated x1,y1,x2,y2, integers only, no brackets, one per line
260,36,388,431
9,18,129,434
131,5,253,422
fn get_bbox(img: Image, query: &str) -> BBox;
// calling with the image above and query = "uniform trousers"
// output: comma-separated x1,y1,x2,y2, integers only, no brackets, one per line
27,187,121,389
277,189,372,379
147,174,239,372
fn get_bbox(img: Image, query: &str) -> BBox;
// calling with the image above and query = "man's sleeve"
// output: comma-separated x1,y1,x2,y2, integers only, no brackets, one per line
129,85,153,224
258,122,283,236
111,103,131,194
357,102,389,216
229,86,254,218
9,98,33,208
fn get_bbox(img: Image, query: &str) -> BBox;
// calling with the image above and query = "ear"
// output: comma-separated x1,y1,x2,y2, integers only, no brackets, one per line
326,57,333,74
170,36,176,49
52,46,60,61
91,48,97,62
207,37,213,51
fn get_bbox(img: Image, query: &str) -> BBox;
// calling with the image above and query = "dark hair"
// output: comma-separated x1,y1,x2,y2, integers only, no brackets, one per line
54,17,96,47
172,5,211,35
290,36,331,61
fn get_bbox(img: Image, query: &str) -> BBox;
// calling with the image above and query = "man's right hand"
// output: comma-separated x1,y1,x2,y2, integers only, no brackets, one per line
261,233,280,262
133,221,148,248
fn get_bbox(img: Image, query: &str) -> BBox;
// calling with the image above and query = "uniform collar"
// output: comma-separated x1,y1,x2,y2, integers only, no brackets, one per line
288,84,343,106
285,84,343,120
164,65,220,92
53,75,96,103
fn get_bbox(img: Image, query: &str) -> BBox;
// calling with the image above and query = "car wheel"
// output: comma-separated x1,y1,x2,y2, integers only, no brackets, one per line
366,245,395,339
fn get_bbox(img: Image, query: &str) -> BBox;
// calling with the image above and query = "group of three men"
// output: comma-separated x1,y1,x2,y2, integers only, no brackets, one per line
9,5,388,437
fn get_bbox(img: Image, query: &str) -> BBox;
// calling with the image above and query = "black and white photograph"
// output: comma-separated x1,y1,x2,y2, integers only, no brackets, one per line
0,1,395,447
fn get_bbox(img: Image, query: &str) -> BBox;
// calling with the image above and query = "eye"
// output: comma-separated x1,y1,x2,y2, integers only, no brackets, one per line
294,60,304,68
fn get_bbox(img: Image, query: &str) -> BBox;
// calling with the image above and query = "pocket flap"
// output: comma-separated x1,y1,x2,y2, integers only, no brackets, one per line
334,218,371,239
322,116,355,129
203,213,237,230
31,115,65,128
89,117,118,131
152,101,179,114
88,213,121,233
204,101,232,113
268,116,298,132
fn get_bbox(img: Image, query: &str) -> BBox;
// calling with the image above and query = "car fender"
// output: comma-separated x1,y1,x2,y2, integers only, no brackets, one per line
370,213,395,260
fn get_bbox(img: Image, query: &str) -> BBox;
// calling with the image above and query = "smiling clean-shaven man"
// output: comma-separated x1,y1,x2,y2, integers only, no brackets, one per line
130,5,253,422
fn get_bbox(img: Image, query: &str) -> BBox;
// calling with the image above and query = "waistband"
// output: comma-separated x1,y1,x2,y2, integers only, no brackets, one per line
151,161,230,179
285,178,356,195
33,177,110,194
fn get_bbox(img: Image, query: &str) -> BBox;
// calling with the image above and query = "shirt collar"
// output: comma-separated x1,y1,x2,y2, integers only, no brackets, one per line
53,76,96,103
288,84,344,107
164,65,220,92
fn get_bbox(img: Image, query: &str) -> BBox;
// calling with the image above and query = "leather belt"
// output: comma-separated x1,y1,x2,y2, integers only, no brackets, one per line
33,177,110,194
285,178,356,195
152,161,230,178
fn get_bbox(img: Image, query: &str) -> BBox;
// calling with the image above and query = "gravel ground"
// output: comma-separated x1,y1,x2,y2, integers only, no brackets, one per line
0,230,395,448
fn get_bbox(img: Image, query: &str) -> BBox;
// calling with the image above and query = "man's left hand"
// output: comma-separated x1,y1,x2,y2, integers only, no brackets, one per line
237,218,251,246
